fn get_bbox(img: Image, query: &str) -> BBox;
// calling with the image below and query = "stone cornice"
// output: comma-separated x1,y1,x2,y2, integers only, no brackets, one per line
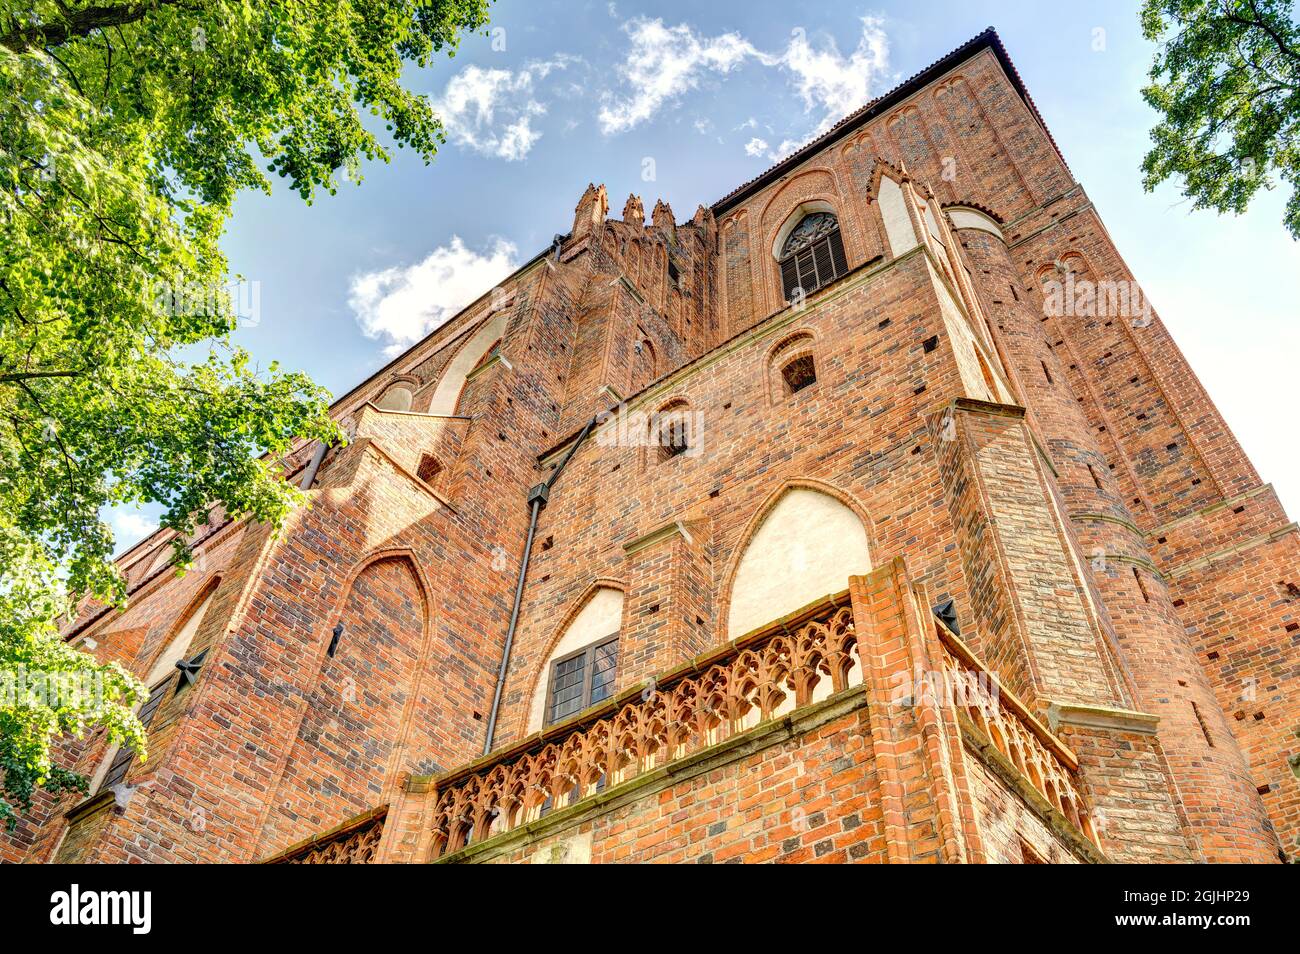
1045,701,1160,736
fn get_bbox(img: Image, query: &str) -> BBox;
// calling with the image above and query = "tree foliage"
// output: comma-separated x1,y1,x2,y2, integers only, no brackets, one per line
1141,0,1300,237
0,0,490,827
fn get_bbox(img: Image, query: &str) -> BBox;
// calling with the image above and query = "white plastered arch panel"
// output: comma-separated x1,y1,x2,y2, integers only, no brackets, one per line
726,488,871,638
527,587,624,732
934,277,1007,403
878,176,919,256
945,206,1005,241
376,383,414,412
427,311,509,415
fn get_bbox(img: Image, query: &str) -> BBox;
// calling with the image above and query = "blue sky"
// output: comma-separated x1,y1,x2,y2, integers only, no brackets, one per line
110,0,1300,549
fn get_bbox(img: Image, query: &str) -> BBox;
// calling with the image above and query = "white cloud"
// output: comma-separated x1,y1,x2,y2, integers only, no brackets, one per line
783,18,890,135
598,19,762,134
744,136,802,163
600,17,891,141
349,237,519,355
435,58,577,161
108,507,159,554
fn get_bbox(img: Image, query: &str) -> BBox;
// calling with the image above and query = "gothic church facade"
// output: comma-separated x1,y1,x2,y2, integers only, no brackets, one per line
7,29,1298,865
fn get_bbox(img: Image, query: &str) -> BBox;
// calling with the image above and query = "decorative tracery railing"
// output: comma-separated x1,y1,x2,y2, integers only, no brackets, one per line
424,590,1100,861
429,600,862,858
267,809,385,864
934,621,1100,848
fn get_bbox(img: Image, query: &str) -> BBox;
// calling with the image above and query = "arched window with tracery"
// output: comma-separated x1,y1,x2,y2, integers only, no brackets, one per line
778,212,848,303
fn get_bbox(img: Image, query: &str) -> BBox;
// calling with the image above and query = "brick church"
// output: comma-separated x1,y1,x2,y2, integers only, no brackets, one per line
8,28,1298,865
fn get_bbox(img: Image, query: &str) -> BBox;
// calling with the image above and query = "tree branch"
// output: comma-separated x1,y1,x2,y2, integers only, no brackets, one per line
0,370,81,383
1,1,186,52
1226,2,1300,67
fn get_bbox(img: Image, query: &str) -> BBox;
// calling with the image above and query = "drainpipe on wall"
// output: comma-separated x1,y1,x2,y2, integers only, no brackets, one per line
483,414,600,755
299,441,331,491
301,418,356,491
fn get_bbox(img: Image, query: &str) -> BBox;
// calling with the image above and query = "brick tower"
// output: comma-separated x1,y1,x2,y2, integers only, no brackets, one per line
7,28,1295,865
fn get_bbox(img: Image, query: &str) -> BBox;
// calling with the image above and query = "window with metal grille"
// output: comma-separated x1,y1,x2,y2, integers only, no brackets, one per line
658,417,689,461
98,676,172,792
546,636,619,725
779,212,848,302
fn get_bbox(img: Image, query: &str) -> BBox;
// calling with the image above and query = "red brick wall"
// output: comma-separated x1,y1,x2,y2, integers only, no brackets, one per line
481,706,888,865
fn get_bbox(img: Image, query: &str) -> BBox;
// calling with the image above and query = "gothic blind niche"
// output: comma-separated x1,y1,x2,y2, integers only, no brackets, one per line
257,555,426,857
428,309,510,415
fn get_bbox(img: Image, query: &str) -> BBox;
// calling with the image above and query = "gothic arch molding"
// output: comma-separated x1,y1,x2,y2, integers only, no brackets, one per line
428,310,511,415
375,375,420,412
134,570,225,682
326,546,434,647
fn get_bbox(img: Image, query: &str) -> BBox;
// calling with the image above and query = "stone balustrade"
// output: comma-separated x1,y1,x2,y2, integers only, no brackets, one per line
266,807,386,864
417,582,1100,861
933,620,1100,848
428,595,861,858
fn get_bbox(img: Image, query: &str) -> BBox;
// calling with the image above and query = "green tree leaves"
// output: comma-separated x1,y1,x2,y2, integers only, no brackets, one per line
1141,0,1300,237
0,0,490,827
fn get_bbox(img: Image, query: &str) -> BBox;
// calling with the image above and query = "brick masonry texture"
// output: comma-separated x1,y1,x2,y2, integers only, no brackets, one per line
5,29,1295,865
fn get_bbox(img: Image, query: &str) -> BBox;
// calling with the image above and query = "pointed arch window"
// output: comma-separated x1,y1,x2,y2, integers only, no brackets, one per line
779,212,848,302
653,400,693,462
89,582,219,795
98,677,170,792
767,333,819,403
528,586,625,733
